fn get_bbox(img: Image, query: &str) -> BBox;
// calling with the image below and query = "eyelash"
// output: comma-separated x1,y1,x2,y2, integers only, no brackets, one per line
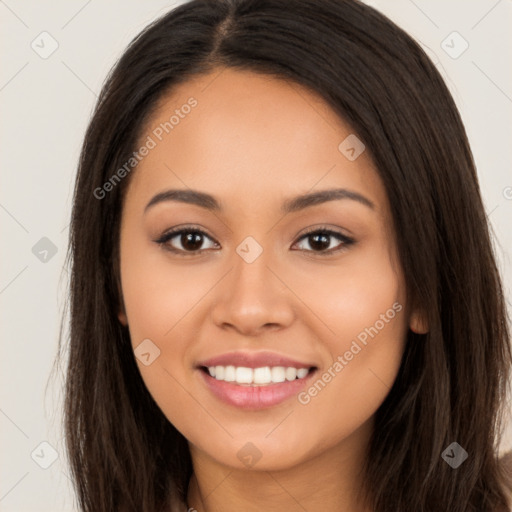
154,225,355,257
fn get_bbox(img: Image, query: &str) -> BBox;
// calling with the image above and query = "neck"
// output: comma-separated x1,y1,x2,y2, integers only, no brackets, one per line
186,420,373,512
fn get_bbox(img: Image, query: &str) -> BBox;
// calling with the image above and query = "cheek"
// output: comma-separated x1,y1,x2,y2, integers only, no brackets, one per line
119,235,224,419
293,312,406,457
287,242,407,436
290,234,406,345
119,232,213,347
119,240,215,434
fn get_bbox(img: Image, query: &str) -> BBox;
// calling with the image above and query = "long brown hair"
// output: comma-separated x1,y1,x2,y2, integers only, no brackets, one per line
53,0,512,510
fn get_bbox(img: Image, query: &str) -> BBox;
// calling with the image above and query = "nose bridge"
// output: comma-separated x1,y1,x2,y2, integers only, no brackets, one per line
210,234,294,333
230,234,276,300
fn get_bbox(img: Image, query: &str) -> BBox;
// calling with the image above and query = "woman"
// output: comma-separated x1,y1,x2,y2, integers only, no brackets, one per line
57,0,512,510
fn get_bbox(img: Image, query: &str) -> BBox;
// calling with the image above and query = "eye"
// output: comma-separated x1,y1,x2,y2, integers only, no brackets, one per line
154,225,355,256
292,227,355,255
154,226,219,256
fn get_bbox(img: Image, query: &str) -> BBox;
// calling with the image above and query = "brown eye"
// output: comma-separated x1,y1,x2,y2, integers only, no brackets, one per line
154,225,354,257
293,229,355,255
155,227,219,255
178,231,205,251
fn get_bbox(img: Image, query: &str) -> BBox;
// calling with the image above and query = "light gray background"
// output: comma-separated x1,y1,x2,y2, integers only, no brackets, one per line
1,1,511,510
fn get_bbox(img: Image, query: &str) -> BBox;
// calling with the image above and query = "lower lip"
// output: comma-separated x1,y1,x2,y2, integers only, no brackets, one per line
198,368,316,410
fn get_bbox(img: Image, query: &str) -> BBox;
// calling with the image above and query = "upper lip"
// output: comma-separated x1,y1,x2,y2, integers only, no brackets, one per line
197,351,317,369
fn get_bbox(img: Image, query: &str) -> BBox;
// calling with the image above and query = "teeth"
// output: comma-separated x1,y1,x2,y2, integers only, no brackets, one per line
235,367,253,384
271,366,286,383
297,368,309,379
224,365,236,382
206,365,311,385
254,366,272,384
285,367,297,381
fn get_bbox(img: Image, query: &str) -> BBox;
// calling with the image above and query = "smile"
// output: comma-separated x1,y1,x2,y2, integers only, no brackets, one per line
203,365,311,386
197,360,318,410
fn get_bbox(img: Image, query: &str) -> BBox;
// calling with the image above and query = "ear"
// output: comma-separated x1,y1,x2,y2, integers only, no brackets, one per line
118,309,128,326
409,308,429,334
115,271,128,326
117,293,128,326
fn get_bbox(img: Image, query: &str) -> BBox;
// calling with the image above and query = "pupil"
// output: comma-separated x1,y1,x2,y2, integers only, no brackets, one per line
310,233,329,251
182,232,203,251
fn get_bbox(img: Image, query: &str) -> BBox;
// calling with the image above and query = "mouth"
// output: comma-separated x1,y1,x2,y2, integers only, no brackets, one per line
199,365,316,386
196,354,319,409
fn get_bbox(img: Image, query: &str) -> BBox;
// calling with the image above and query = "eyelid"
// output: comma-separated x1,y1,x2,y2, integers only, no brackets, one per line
295,224,353,240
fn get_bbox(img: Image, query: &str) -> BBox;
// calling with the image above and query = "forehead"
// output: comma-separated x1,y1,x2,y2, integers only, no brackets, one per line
125,67,387,215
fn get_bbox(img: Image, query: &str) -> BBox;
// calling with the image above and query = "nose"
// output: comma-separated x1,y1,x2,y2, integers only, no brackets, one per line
210,246,295,337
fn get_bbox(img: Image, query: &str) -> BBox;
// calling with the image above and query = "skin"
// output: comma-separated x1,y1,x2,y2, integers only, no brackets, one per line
117,67,428,512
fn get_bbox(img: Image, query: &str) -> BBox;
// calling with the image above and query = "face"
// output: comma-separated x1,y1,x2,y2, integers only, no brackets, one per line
117,67,421,472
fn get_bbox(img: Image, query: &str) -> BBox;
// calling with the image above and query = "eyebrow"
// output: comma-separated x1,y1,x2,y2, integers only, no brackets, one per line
144,187,375,214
